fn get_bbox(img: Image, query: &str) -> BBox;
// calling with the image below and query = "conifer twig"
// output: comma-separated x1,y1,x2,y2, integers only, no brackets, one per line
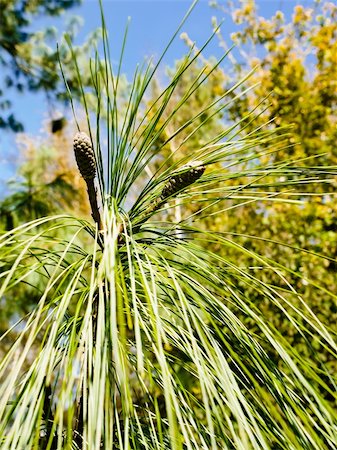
134,161,206,232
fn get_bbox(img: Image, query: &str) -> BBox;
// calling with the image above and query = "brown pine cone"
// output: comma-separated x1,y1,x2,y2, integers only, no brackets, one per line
161,161,205,200
73,132,96,180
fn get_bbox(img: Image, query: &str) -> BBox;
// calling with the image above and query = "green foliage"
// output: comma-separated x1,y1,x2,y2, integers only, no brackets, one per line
0,2,336,449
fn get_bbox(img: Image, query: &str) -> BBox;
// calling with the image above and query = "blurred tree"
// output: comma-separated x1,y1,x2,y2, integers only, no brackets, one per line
211,0,337,165
207,0,337,384
0,125,90,228
0,0,101,131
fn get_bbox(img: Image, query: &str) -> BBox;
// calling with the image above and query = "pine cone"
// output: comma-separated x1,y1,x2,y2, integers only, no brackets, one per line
161,161,205,200
73,132,96,180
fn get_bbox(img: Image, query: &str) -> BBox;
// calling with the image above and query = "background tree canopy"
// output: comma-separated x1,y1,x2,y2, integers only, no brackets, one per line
0,0,102,131
208,0,337,382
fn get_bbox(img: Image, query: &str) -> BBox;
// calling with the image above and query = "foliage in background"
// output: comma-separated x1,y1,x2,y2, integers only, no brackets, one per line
204,0,337,388
1,127,90,225
0,0,101,131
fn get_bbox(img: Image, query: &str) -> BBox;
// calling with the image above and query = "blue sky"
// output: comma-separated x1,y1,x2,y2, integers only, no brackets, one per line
0,0,302,196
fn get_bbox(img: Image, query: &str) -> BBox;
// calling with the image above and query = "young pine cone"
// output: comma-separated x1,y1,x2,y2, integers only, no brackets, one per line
73,132,96,180
160,161,205,201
